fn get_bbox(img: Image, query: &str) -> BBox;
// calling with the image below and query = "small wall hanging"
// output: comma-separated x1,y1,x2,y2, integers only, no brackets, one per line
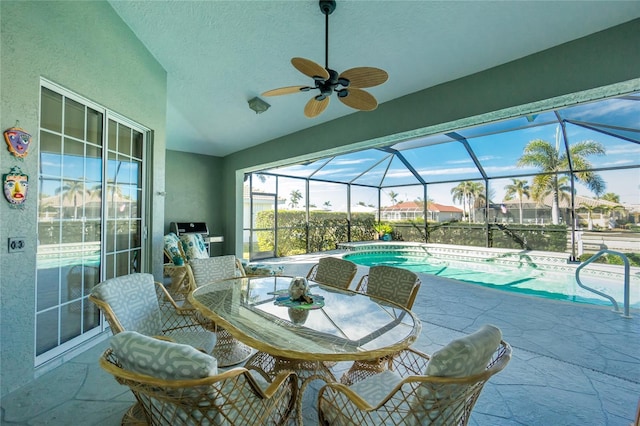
3,165,28,207
4,122,32,158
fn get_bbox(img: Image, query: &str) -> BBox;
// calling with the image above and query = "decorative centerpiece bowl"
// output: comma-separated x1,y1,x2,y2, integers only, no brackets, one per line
288,276,310,302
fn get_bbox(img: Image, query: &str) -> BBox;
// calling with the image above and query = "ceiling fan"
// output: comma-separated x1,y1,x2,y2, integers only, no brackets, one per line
262,0,388,118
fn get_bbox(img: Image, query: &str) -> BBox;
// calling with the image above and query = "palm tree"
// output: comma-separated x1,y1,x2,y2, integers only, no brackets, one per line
469,181,486,222
601,192,620,203
517,138,605,224
289,189,302,208
55,179,89,219
387,190,399,206
578,203,600,230
451,181,473,222
504,179,530,224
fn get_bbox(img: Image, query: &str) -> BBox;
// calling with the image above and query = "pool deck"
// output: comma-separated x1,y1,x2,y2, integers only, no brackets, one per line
2,250,639,425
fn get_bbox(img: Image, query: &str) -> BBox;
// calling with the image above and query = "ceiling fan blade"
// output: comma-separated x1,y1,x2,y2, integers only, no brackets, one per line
338,88,378,111
292,57,330,80
339,67,388,88
262,86,311,96
304,96,330,118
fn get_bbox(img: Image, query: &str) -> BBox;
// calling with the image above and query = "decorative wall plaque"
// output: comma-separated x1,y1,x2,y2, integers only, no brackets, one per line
4,125,32,158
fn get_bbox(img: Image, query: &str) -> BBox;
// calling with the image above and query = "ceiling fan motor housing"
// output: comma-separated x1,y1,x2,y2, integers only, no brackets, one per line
319,0,336,15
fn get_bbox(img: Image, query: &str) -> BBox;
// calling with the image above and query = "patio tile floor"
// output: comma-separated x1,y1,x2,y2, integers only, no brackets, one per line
2,252,638,425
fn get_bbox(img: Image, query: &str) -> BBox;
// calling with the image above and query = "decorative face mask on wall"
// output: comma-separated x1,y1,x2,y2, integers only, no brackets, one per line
4,127,32,158
3,166,28,206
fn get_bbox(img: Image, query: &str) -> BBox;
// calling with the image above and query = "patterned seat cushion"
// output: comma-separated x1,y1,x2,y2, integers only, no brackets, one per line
111,331,218,380
313,257,357,289
180,233,209,261
91,273,163,336
243,262,285,276
366,265,418,308
425,324,502,377
189,255,239,285
164,232,185,266
321,370,404,425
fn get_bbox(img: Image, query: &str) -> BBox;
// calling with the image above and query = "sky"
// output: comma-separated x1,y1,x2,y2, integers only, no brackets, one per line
256,95,640,211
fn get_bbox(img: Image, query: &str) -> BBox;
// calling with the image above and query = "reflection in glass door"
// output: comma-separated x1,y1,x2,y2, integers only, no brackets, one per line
36,82,147,364
104,119,143,279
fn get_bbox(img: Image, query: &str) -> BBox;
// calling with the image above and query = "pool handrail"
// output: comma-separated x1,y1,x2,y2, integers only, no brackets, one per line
575,249,631,318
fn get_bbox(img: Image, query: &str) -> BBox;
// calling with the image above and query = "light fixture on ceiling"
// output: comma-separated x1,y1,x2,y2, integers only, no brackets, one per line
248,97,270,114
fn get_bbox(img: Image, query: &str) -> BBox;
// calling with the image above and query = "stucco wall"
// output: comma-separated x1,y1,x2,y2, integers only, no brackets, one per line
164,150,224,256
0,1,167,396
221,19,640,256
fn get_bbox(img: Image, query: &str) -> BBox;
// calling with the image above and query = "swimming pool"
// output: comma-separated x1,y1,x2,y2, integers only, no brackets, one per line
341,243,640,310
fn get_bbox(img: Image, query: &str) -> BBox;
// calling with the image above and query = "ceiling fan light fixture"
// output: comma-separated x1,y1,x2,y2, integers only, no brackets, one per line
248,97,270,114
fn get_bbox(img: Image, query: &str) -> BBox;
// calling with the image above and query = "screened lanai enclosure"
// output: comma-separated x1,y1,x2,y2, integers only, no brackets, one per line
243,90,640,261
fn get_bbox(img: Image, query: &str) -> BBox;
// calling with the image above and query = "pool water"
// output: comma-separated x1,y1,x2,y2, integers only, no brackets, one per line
344,252,640,309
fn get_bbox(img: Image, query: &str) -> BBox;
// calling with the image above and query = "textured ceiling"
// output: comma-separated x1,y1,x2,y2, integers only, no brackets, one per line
108,1,640,157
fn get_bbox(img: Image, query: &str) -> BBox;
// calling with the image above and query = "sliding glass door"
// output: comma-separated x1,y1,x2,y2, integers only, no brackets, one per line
36,81,148,364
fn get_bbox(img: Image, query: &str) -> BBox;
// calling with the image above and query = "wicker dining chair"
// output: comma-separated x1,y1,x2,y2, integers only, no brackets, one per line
340,265,422,385
101,331,297,426
89,273,216,354
306,257,358,289
319,326,512,426
187,255,254,367
356,265,421,309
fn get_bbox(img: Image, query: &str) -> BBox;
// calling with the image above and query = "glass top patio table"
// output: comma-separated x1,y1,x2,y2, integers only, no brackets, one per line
189,275,421,362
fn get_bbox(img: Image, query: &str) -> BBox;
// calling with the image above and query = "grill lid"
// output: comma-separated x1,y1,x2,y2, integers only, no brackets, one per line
170,222,209,236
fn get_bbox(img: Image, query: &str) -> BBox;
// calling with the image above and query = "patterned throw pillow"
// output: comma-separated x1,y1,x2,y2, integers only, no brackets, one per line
425,324,502,377
180,233,209,261
164,233,185,266
111,331,218,380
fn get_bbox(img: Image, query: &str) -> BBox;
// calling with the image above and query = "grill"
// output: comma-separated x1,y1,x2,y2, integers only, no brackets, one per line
170,222,223,256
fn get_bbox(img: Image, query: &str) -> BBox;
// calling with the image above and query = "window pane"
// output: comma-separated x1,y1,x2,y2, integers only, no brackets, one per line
41,88,62,133
36,309,59,356
86,107,103,144
64,98,85,139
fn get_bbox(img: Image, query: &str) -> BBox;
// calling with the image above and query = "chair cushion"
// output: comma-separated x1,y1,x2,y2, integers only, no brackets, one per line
180,233,209,261
165,330,217,355
243,262,285,276
349,369,403,407
111,331,218,380
366,265,418,308
320,370,404,425
164,233,185,266
91,273,163,336
190,255,238,285
425,324,502,377
314,257,357,289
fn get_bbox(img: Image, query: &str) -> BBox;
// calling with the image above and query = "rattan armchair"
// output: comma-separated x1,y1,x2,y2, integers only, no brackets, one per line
306,257,358,289
341,265,422,385
100,335,297,425
318,340,511,426
355,265,421,309
187,255,254,367
89,273,216,354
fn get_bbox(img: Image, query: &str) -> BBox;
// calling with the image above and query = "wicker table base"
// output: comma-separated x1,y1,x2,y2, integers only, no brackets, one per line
245,351,336,425
213,328,254,367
